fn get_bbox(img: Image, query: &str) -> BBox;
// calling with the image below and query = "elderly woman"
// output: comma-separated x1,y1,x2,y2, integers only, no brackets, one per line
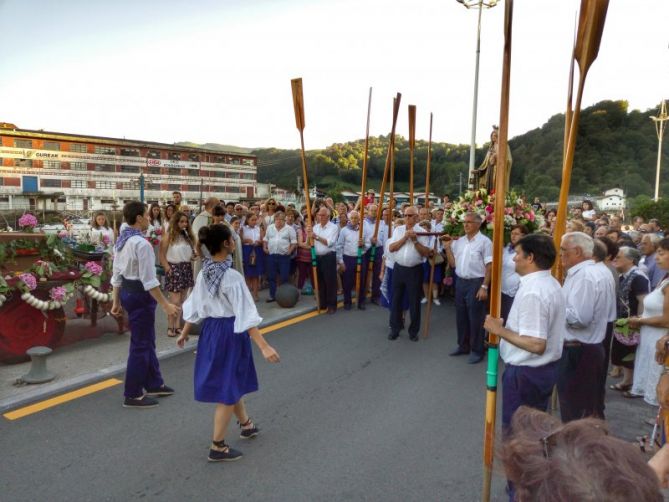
627,238,669,404
609,246,650,392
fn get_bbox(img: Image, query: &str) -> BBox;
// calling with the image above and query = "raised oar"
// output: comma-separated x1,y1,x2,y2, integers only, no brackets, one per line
422,236,438,339
356,87,373,302
482,1,514,500
553,0,609,273
367,94,402,296
388,132,396,239
290,77,321,313
424,113,433,209
408,105,416,206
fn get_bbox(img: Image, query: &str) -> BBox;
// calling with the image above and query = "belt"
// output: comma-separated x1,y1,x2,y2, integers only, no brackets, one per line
121,277,146,293
564,340,582,347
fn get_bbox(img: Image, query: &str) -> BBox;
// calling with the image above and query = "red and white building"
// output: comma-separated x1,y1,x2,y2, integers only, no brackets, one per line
0,122,257,211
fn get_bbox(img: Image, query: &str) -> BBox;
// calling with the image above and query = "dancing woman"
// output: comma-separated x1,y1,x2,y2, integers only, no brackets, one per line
177,223,279,462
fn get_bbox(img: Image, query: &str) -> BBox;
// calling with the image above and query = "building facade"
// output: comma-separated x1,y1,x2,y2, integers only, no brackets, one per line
0,123,257,211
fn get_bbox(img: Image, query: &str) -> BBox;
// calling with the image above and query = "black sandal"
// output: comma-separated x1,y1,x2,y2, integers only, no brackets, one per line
238,418,259,439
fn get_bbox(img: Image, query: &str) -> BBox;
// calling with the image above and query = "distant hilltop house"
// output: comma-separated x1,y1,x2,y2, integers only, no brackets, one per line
596,188,626,212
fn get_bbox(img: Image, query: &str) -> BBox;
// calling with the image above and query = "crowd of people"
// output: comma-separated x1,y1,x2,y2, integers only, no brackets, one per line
105,191,669,496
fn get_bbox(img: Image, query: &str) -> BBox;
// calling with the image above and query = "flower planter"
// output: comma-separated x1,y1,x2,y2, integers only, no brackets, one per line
15,248,40,257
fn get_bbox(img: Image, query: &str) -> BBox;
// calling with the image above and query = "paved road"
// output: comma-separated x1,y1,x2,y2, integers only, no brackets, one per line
5,298,654,502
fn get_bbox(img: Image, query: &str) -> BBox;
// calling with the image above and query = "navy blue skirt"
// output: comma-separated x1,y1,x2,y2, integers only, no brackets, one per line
242,244,265,277
194,317,259,405
422,261,444,283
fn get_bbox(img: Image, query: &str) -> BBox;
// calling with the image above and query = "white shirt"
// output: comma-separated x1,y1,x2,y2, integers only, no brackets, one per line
501,270,565,367
111,235,160,291
383,239,395,269
364,218,388,248
593,261,618,322
90,226,114,245
166,237,193,263
336,224,372,263
183,267,262,333
562,259,610,343
388,224,430,268
451,232,493,279
242,225,261,244
501,245,520,297
192,211,211,239
264,224,297,255
313,221,339,255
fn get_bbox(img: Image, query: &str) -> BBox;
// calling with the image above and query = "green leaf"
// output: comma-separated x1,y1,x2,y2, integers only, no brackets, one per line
90,276,101,289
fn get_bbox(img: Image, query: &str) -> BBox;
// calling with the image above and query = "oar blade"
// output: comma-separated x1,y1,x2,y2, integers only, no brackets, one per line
408,105,416,149
290,78,306,130
574,0,609,74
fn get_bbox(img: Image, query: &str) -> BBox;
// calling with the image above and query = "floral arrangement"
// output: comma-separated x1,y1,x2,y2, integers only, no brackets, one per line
18,273,37,292
49,286,68,302
442,189,545,242
0,276,9,308
18,213,38,232
147,226,163,246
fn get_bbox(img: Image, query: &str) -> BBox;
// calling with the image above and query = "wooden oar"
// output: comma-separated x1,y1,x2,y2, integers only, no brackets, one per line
482,1,514,500
553,0,610,268
408,105,416,206
424,113,433,209
290,78,321,313
356,87,373,301
367,94,402,296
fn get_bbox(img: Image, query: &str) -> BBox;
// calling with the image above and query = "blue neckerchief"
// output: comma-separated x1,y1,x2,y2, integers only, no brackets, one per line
115,227,144,252
203,256,233,296
346,223,358,231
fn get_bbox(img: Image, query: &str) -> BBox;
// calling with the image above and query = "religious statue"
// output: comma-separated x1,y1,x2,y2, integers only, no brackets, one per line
471,125,512,193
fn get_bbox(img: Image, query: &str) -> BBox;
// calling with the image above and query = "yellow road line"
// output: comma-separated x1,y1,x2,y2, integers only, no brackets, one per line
3,378,122,421
4,303,334,420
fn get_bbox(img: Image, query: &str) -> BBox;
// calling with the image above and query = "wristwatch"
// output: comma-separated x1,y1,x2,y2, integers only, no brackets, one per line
480,285,488,290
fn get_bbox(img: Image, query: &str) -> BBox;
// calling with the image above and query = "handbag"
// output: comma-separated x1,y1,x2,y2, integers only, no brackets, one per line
612,318,640,347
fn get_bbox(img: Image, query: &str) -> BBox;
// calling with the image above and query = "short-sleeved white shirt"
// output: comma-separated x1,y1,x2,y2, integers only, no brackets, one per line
451,232,493,279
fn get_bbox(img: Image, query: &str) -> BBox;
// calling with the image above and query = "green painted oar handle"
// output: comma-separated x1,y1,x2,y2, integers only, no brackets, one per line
310,247,317,267
356,246,363,265
486,346,499,390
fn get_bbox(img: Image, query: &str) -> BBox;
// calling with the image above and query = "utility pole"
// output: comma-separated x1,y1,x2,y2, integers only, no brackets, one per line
652,99,668,201
459,171,463,196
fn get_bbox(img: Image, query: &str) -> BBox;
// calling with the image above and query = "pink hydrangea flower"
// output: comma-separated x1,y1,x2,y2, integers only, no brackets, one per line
101,234,111,246
58,230,69,238
18,213,38,228
19,273,37,291
49,286,67,302
85,261,103,276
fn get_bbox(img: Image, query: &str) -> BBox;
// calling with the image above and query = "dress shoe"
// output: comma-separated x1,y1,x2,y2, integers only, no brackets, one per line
467,353,484,364
327,307,336,315
357,304,366,311
388,332,399,341
409,334,419,342
449,348,470,356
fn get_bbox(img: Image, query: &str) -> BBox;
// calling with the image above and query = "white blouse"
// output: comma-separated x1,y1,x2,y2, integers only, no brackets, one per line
166,237,193,263
90,226,115,245
182,267,263,333
242,225,261,244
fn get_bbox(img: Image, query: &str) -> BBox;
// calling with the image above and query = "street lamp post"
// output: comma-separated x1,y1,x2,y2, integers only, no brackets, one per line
652,99,668,201
456,0,499,189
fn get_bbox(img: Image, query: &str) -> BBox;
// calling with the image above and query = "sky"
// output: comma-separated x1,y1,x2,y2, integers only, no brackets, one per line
0,0,667,151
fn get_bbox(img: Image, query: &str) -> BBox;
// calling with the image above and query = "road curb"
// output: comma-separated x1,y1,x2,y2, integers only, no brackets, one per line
0,302,318,415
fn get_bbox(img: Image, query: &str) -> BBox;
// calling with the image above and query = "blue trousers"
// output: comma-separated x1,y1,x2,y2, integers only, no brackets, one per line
454,276,486,356
342,254,368,307
502,361,559,429
368,246,383,301
120,287,164,398
267,253,291,299
390,263,423,337
557,342,606,422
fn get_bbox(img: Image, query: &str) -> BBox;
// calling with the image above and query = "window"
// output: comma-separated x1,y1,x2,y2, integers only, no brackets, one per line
122,180,139,190
147,150,160,158
41,178,62,188
119,165,137,174
94,145,116,155
148,166,161,175
72,180,86,188
96,181,114,189
168,152,180,161
69,143,87,153
240,173,255,180
71,161,86,171
187,185,200,191
214,155,226,164
15,159,32,167
43,161,61,170
168,184,180,191
43,141,60,151
186,169,199,177
120,148,139,157
95,164,115,172
241,159,255,166
14,139,32,148
147,182,160,190
188,154,200,162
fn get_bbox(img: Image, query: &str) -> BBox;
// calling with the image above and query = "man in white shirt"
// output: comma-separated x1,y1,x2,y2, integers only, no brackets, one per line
337,210,372,310
307,207,340,314
557,231,609,422
363,204,386,305
263,211,297,303
444,212,493,364
111,201,180,409
387,206,432,341
484,233,565,430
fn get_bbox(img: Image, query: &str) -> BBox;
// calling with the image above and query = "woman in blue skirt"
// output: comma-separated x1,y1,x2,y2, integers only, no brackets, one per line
241,213,265,301
178,223,280,462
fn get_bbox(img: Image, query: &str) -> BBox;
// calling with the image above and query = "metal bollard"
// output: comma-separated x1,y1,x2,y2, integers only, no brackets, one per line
21,346,55,384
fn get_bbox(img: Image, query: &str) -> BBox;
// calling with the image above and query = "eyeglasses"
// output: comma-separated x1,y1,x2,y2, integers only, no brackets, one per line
541,423,607,458
268,202,276,206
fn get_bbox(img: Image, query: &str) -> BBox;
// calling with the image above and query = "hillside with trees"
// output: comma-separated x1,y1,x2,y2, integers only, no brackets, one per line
249,100,667,203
